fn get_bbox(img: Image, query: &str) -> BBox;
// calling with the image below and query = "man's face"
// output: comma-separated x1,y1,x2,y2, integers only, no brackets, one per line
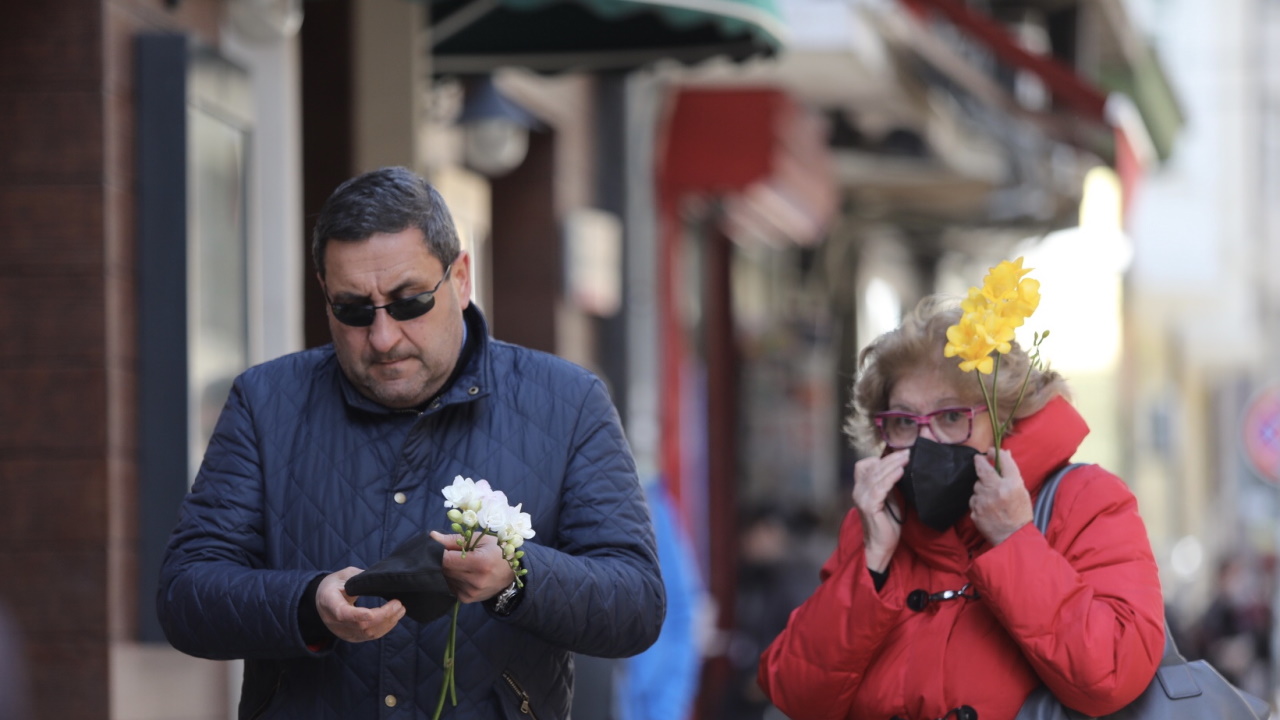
321,228,471,409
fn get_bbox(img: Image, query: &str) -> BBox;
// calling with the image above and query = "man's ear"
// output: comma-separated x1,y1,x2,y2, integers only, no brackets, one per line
452,251,473,309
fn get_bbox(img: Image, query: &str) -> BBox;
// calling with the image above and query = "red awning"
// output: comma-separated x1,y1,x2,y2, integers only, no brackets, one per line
658,88,836,246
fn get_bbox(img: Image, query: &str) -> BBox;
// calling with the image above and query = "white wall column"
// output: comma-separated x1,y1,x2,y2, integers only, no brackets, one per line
353,0,429,173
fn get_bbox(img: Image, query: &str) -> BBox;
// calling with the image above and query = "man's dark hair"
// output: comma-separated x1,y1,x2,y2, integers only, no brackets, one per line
311,166,462,278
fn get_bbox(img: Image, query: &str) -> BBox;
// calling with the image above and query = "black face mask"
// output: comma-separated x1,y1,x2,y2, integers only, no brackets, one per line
898,438,980,532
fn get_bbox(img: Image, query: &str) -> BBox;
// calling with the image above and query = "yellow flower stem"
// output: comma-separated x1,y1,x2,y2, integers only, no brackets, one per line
978,360,1003,474
1003,359,1035,440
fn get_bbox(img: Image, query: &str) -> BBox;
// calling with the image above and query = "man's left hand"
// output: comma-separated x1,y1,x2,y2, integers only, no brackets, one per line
430,531,517,603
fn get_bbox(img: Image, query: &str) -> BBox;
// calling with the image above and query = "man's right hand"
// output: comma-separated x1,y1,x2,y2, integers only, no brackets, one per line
316,567,405,643
851,450,909,573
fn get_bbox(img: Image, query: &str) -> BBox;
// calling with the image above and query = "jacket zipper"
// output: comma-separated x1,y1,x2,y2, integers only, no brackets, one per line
501,671,539,719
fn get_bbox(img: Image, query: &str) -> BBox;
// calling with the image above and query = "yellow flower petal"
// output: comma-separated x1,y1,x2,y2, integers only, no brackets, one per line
981,258,1034,304
960,287,990,315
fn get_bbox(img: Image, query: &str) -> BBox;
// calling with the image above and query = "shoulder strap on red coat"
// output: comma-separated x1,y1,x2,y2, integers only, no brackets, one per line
1032,463,1090,535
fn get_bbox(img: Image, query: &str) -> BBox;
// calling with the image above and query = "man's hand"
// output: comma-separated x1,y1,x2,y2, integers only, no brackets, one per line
316,567,405,643
430,531,516,603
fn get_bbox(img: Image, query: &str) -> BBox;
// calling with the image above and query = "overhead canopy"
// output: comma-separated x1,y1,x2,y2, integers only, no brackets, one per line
429,0,785,74
898,0,1182,164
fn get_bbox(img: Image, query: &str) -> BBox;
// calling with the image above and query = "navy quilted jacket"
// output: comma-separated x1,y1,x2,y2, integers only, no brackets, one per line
158,307,665,719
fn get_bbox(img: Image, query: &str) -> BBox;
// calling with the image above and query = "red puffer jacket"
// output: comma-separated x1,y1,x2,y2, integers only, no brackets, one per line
758,397,1164,720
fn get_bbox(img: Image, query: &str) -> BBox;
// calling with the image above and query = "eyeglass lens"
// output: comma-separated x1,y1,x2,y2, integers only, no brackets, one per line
331,293,436,327
880,409,973,448
328,263,452,328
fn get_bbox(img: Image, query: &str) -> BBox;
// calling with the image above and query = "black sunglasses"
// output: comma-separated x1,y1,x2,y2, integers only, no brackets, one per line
326,263,452,328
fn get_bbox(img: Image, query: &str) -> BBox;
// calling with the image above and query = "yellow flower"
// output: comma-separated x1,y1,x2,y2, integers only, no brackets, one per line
1000,277,1040,326
980,258,1033,303
942,256,1048,473
944,311,1014,374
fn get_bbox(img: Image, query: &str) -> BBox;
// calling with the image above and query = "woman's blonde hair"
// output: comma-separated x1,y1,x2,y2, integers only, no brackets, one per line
845,295,1069,452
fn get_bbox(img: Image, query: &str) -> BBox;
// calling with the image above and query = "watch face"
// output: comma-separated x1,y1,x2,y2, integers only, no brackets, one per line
494,582,521,614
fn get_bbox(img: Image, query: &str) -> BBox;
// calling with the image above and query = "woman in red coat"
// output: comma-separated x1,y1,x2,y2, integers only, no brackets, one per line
758,297,1164,720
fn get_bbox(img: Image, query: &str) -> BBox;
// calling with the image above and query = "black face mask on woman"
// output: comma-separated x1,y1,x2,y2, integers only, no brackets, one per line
897,438,980,532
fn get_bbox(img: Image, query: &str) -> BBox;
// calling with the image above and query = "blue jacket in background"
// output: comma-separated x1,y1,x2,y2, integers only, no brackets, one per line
158,307,665,719
620,482,704,720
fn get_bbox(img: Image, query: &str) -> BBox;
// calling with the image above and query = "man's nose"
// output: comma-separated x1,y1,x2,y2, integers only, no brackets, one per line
917,422,938,442
367,309,402,352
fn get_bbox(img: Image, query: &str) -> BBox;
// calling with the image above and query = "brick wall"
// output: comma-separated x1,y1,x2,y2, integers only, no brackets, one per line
0,2,222,717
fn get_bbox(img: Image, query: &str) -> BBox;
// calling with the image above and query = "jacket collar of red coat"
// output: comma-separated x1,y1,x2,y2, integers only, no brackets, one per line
898,395,1089,567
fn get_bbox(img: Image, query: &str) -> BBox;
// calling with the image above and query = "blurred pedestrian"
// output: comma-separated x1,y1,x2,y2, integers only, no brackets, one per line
1190,555,1273,699
759,295,1165,720
724,507,819,720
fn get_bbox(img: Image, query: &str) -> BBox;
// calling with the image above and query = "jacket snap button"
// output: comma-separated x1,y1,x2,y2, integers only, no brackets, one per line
384,694,397,707
393,492,407,505
468,386,479,395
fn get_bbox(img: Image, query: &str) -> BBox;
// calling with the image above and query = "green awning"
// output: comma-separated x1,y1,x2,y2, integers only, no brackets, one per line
429,0,785,74
1099,45,1184,162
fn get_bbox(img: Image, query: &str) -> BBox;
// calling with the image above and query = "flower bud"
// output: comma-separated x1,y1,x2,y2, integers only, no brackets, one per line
447,509,463,523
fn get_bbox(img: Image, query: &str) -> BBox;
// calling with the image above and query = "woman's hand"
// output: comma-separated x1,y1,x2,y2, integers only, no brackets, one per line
970,448,1033,545
852,450,909,572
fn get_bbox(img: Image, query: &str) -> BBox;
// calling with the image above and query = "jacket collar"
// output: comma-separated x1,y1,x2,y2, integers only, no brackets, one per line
1001,396,1089,496
335,304,495,416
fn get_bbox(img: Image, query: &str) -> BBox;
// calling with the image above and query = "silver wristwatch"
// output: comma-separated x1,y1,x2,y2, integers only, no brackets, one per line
492,580,522,616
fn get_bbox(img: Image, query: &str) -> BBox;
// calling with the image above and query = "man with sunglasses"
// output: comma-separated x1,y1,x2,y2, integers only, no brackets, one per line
158,167,665,719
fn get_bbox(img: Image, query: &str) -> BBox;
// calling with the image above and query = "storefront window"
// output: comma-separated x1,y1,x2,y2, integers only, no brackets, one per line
136,38,252,641
186,97,250,482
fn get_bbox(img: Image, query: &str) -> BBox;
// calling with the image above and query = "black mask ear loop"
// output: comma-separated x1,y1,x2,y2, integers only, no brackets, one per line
878,445,907,526
884,487,905,525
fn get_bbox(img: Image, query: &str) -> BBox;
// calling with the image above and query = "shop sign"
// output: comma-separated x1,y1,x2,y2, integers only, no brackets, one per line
1242,384,1280,484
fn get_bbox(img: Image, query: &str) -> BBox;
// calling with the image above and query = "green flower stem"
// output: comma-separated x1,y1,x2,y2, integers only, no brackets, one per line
448,599,459,707
1004,360,1035,439
434,528,499,719
432,600,460,720
979,360,1003,474
433,525,531,718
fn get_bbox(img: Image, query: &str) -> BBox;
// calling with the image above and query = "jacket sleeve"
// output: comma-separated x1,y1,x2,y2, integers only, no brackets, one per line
498,376,666,658
156,379,320,660
757,509,905,720
968,467,1165,716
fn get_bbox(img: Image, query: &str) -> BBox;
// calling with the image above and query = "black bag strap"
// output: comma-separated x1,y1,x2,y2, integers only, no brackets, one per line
1032,463,1189,667
1032,462,1089,536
